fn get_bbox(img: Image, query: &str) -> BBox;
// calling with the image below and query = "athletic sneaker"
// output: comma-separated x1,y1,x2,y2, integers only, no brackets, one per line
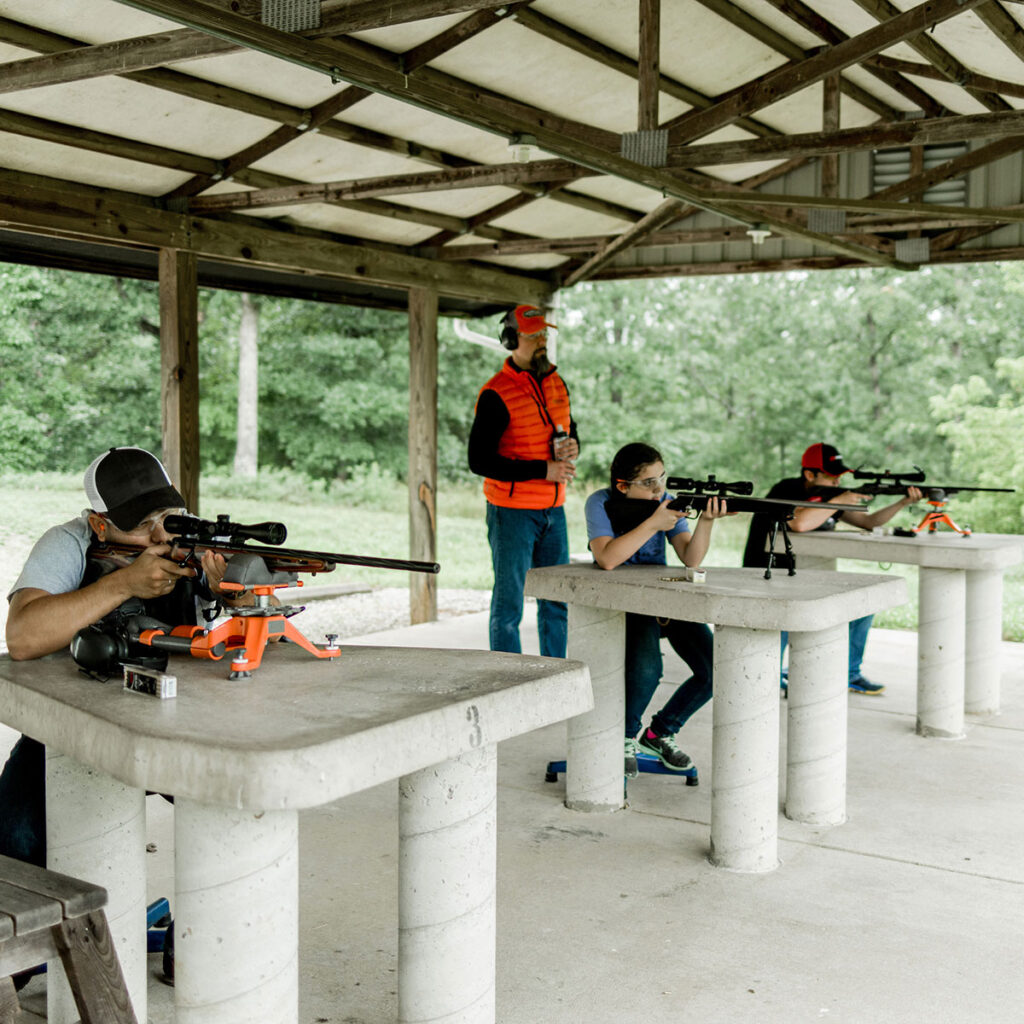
848,676,885,695
624,737,640,779
637,728,693,772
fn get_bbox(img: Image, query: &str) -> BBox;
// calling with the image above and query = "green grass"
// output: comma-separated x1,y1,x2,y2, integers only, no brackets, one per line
3,472,1024,639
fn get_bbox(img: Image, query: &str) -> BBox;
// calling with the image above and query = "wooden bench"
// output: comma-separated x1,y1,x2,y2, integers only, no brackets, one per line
0,854,136,1023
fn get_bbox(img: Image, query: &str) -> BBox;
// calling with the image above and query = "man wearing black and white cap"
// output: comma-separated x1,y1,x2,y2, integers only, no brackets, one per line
4,447,220,660
1,447,232,871
742,442,922,694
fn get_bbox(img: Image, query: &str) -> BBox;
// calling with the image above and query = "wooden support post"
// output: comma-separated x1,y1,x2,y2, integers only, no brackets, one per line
408,287,438,624
158,248,200,512
821,73,840,198
638,0,660,131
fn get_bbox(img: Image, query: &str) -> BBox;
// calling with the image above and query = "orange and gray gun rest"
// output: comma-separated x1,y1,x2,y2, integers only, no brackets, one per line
525,563,906,873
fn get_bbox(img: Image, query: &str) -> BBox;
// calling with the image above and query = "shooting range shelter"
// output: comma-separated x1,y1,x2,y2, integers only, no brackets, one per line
4,0,1024,618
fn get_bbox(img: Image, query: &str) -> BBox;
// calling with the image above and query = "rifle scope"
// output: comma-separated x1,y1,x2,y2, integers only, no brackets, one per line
163,514,288,546
666,475,754,496
852,466,926,484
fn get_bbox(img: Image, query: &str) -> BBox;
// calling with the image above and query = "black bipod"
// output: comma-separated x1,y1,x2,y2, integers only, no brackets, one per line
764,517,796,580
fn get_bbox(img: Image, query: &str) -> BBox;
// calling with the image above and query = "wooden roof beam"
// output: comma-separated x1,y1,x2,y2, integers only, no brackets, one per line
426,214,1011,259
166,3,527,198
757,0,947,116
866,54,1024,101
669,107,1024,166
563,198,687,287
637,0,661,131
848,0,1010,112
189,160,594,213
512,7,784,139
0,102,541,243
690,0,904,120
698,191,1024,224
665,0,990,145
0,178,550,305
0,29,229,93
821,74,840,198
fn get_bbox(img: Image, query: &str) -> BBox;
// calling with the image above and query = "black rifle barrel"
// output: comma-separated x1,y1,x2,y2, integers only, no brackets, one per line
186,541,442,574
162,514,440,573
669,492,863,517
844,483,1014,498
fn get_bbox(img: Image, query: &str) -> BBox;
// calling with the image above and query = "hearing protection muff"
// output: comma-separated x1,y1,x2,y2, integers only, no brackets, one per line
499,310,519,350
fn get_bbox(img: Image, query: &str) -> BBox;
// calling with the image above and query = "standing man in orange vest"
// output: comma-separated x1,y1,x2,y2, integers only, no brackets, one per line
468,304,579,657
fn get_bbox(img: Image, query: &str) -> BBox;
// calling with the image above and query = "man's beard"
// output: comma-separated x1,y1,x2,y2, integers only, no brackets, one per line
530,348,552,375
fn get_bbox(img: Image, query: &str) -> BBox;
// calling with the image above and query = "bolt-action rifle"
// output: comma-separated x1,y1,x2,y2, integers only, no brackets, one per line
823,469,1016,536
604,475,862,579
81,513,440,679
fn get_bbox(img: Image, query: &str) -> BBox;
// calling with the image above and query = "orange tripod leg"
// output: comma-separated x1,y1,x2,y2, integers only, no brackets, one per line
913,503,970,535
278,619,341,661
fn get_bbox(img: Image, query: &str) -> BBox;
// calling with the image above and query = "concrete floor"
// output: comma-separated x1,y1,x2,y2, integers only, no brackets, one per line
13,607,1024,1023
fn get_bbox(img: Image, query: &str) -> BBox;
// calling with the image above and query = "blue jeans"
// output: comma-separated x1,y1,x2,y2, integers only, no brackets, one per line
486,503,568,658
0,736,45,866
781,613,873,681
624,614,714,739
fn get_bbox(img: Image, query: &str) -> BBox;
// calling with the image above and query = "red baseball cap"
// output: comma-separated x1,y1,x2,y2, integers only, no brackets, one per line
802,443,851,476
510,304,557,336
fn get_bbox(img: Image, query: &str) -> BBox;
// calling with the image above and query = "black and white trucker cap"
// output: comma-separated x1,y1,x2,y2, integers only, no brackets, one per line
83,447,185,530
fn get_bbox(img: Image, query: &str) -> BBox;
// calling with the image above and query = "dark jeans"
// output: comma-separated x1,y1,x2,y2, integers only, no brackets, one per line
624,614,714,739
485,503,568,658
0,735,45,866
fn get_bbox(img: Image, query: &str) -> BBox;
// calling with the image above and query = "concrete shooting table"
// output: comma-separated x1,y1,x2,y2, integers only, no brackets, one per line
773,530,1024,737
525,564,906,873
0,644,592,1024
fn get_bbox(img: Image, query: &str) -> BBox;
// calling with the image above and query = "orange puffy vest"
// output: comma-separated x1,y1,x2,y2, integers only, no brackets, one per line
478,359,572,509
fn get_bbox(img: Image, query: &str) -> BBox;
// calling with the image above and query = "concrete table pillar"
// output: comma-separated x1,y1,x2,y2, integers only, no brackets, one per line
174,799,299,1024
965,567,1003,715
399,744,497,1024
786,624,848,825
710,625,780,872
565,603,625,813
45,750,147,1024
917,566,966,738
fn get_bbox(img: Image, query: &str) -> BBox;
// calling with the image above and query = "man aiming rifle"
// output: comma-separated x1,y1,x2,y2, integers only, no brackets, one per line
741,443,924,695
1,448,252,877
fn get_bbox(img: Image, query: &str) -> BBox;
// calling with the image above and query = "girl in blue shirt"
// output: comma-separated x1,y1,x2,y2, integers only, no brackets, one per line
584,442,727,777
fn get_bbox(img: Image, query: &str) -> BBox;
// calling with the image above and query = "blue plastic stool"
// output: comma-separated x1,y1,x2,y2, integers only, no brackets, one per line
545,751,699,786
147,897,171,953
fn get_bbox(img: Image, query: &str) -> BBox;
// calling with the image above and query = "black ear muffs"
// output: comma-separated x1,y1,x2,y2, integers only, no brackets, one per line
499,312,519,349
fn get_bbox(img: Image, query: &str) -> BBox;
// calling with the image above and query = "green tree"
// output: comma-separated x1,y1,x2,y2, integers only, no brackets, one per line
931,356,1024,533
0,265,161,470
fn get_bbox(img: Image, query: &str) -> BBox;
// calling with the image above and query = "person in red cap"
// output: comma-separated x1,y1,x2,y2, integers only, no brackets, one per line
468,304,579,657
742,442,922,694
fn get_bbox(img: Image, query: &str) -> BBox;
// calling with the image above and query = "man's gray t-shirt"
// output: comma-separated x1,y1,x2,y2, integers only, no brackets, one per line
8,513,92,601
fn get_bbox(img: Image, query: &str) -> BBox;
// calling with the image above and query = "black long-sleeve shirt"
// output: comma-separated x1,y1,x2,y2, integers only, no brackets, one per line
468,374,578,482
